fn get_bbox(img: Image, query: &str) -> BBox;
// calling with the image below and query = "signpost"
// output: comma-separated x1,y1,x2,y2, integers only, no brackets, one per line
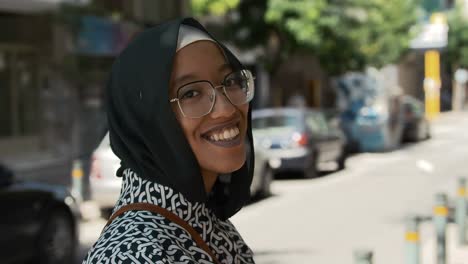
424,51,441,120
410,12,448,120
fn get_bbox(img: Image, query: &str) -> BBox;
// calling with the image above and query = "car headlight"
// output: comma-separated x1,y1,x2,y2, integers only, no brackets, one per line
261,139,272,149
268,158,282,169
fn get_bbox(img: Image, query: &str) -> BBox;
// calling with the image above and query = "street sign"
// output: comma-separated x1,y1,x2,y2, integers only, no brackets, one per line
410,23,448,49
410,13,449,50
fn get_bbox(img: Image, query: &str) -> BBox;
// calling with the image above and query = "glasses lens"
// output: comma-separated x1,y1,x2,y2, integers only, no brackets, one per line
224,70,255,105
177,81,215,118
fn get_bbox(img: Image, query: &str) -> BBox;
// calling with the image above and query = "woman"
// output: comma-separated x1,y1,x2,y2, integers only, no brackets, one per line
83,17,256,263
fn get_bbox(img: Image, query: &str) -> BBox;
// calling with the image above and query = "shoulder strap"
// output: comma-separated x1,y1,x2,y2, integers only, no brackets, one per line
104,203,219,264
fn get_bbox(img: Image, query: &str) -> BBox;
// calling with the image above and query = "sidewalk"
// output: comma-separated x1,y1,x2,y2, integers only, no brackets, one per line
432,110,468,125
421,220,468,263
417,127,468,264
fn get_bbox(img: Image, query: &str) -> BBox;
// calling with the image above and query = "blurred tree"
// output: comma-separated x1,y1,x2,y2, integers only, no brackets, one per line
264,0,420,75
193,0,420,76
191,0,241,16
447,4,468,69
226,0,291,73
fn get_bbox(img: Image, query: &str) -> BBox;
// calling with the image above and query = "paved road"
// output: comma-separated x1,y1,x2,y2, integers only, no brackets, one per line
77,112,468,263
230,112,468,264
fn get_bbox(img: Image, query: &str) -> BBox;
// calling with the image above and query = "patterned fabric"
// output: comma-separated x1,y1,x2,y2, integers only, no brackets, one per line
83,169,255,264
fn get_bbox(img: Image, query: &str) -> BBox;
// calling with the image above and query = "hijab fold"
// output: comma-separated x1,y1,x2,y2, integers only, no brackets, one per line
106,17,254,220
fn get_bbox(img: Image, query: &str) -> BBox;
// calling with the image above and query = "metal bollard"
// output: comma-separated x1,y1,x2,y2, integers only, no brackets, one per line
433,193,448,264
456,177,467,246
71,159,84,203
405,215,420,264
354,249,373,264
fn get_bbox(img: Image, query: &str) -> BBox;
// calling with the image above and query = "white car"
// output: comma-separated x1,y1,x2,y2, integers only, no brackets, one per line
90,133,273,213
250,146,273,198
89,133,121,213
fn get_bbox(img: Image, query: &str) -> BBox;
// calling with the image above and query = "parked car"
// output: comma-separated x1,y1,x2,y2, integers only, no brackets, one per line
90,132,274,212
0,163,79,264
345,97,405,152
252,108,347,178
89,133,122,215
335,72,407,152
250,146,273,198
401,95,431,142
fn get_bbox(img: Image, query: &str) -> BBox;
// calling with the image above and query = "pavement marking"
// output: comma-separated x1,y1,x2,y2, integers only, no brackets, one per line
416,159,435,173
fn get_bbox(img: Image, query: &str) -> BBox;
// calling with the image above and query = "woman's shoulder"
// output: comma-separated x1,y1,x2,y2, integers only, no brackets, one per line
82,210,209,264
82,211,166,263
84,249,171,264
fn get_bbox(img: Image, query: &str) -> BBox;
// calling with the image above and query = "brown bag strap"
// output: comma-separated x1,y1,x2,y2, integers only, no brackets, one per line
104,203,219,264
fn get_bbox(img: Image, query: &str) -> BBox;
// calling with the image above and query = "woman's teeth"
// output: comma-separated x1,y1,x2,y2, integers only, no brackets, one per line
208,127,240,141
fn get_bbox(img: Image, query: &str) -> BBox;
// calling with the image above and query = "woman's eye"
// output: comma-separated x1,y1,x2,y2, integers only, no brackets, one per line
181,90,200,99
225,78,237,87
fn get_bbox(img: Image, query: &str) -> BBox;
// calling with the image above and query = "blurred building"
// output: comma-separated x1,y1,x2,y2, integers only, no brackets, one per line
0,0,189,189
271,53,331,108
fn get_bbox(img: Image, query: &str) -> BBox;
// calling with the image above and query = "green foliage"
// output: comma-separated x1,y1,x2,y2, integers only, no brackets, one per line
264,0,420,75
191,0,241,16
265,0,326,47
192,0,420,75
447,5,468,69
353,0,420,68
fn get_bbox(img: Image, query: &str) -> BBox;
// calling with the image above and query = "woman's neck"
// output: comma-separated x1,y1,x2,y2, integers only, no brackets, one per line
201,169,218,193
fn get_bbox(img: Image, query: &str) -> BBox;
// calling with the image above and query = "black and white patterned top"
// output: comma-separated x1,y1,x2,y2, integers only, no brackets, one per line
83,168,255,264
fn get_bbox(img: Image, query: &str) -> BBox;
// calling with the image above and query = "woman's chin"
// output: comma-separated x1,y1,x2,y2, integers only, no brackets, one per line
213,159,246,174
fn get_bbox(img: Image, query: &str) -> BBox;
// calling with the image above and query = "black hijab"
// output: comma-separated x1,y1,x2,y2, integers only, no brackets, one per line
106,17,254,220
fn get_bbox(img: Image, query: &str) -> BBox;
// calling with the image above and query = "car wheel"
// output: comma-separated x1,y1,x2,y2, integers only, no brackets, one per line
259,166,273,197
304,153,318,179
337,148,347,170
425,122,431,140
38,209,75,264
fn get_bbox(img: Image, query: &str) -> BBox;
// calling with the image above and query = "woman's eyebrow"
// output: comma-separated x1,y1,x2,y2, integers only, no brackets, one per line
174,73,198,88
175,64,232,88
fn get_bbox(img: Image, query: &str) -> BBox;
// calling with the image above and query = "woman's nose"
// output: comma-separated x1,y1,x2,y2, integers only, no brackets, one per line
210,88,236,118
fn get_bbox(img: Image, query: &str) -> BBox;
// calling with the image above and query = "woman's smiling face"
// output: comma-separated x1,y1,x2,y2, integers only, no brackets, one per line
169,41,249,190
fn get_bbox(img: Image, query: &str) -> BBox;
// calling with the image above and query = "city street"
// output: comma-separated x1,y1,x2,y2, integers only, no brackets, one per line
77,112,468,264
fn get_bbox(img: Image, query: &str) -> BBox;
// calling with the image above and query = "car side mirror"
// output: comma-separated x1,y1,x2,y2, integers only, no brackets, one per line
0,164,14,188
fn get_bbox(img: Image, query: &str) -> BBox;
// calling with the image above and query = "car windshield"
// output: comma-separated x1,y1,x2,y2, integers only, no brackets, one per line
252,114,301,130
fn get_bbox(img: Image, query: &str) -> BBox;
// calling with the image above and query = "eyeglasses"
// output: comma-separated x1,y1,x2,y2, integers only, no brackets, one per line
169,69,255,118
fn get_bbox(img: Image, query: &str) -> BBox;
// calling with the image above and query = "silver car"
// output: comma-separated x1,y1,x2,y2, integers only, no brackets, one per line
250,146,273,198
252,108,347,178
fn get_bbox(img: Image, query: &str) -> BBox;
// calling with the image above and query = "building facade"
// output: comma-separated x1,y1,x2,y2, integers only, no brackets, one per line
0,0,189,189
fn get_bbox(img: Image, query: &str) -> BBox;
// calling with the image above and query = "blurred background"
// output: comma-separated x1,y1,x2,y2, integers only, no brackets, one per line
0,0,468,263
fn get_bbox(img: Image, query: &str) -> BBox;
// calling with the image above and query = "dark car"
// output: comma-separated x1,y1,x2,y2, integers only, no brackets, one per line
0,164,79,264
252,108,347,178
401,95,431,142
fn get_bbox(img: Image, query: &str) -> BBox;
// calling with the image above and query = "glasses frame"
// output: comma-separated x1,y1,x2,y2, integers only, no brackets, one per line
169,69,254,118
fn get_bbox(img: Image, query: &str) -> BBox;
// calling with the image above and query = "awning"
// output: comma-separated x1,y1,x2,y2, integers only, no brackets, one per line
0,0,88,14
